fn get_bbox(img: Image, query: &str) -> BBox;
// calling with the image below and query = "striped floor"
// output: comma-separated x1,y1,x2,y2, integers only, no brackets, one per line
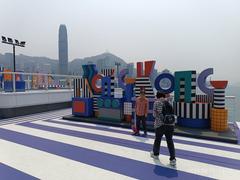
0,109,240,179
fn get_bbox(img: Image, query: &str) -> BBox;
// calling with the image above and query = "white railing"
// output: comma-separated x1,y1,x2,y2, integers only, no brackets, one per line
225,96,238,123
0,71,81,92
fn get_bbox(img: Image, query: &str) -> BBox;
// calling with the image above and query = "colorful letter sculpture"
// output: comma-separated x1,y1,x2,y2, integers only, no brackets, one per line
72,62,229,132
91,74,103,94
173,70,210,128
74,78,93,98
174,102,211,128
114,88,123,98
137,61,155,77
118,69,128,89
82,64,98,89
97,97,123,122
174,71,196,103
210,80,228,132
134,77,155,98
197,68,214,95
135,61,155,98
72,98,93,117
154,73,175,94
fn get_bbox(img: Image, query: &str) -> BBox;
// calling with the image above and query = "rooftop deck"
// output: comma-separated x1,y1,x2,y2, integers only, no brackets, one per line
0,108,240,179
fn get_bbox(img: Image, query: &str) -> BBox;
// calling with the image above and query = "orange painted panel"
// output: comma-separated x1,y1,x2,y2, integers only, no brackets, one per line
3,69,12,81
125,78,135,84
73,101,85,113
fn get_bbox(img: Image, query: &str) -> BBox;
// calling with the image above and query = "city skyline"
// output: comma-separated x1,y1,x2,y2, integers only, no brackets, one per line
0,2,239,179
1,0,240,83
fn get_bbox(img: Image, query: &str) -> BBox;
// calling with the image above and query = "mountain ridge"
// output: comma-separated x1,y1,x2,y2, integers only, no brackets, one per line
0,52,128,75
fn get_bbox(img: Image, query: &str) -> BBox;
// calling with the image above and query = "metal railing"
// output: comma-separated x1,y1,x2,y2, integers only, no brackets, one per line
0,71,81,92
0,71,238,122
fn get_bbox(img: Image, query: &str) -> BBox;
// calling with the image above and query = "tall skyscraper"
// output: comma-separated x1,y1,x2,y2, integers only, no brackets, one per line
58,24,68,75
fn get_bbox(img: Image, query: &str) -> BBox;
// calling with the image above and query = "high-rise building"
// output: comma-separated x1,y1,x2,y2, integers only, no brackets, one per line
58,24,68,75
96,54,113,71
127,63,134,77
41,64,51,74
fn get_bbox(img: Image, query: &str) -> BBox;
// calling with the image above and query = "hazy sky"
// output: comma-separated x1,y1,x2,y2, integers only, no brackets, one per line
0,0,240,83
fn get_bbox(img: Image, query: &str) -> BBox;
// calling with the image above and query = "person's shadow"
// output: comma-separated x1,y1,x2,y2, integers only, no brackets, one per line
153,159,178,178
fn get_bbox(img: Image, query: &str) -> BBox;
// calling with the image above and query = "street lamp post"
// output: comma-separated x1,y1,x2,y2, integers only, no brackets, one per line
1,36,26,91
1,36,26,72
13,44,15,72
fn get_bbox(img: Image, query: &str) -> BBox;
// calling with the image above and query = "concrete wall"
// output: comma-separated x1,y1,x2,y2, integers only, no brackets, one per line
0,89,73,118
0,89,73,108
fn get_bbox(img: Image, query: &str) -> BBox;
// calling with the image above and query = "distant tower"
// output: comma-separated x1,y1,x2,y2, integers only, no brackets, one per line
58,24,68,75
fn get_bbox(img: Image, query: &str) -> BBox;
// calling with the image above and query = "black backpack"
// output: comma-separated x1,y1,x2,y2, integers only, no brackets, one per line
162,101,175,125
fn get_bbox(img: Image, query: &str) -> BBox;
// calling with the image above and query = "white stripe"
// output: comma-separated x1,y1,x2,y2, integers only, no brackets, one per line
180,81,185,85
28,121,240,160
199,104,202,119
205,104,208,119
51,118,240,149
191,74,197,78
214,89,225,92
191,89,196,93
0,115,59,126
180,95,185,99
191,82,197,86
214,105,225,108
236,122,240,129
186,103,190,118
135,83,152,85
135,77,150,79
2,111,69,122
214,97,225,100
192,103,196,119
214,95,225,98
191,97,196,102
0,139,133,180
135,87,154,90
181,103,184,117
2,124,240,180
2,109,71,121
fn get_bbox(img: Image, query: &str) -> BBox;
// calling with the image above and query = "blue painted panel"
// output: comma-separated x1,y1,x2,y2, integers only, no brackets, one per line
177,117,210,128
72,97,93,117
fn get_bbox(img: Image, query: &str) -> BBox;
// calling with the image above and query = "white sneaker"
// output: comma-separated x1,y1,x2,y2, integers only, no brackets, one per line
170,159,176,166
150,151,159,159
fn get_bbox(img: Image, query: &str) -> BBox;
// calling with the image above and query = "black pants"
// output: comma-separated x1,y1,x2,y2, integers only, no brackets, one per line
153,125,175,160
136,115,147,134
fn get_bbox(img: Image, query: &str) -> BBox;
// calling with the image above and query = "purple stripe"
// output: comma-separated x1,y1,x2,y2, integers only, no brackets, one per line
19,122,240,170
0,128,210,180
0,163,38,180
46,119,240,153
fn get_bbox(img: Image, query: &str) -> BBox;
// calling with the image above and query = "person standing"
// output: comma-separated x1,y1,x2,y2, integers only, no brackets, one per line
150,91,176,166
133,89,149,137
